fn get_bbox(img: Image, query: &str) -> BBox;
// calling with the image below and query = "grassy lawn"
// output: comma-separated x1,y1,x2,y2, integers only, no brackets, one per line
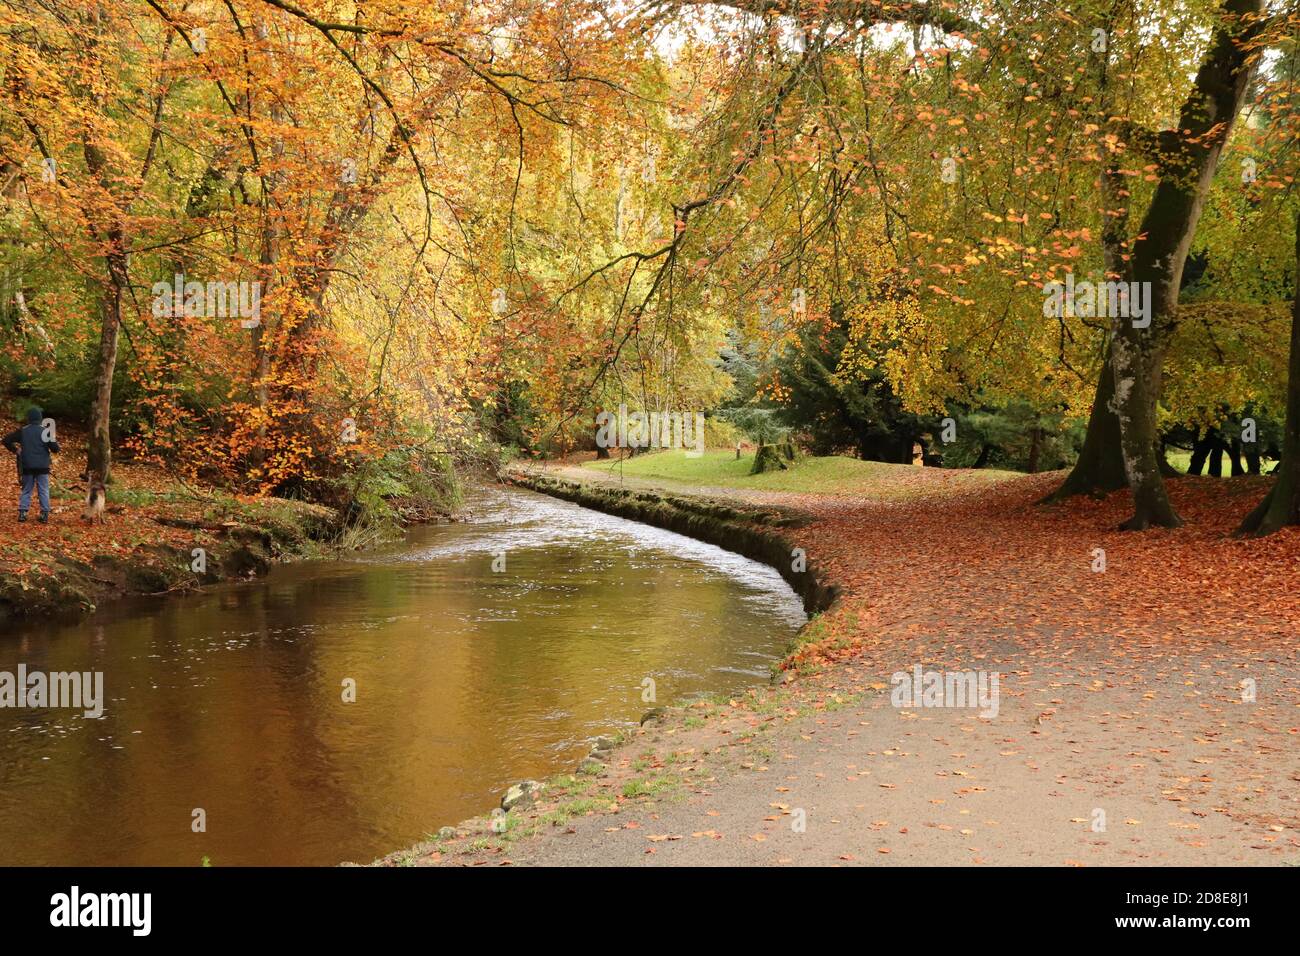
1163,448,1277,476
580,450,1021,496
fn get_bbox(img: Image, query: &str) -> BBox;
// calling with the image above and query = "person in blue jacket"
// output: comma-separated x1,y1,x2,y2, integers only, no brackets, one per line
2,407,61,523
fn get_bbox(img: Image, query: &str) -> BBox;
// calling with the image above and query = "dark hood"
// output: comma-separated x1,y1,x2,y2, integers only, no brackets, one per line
25,407,42,425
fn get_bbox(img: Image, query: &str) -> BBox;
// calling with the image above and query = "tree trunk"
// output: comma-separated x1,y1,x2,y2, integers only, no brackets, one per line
1188,429,1212,474
249,216,275,471
86,240,128,483
1240,214,1300,536
1045,155,1131,502
1110,323,1181,528
1042,355,1128,500
250,107,285,474
1245,446,1261,474
80,101,130,486
1207,436,1224,477
1052,0,1262,527
1027,424,1042,474
1229,437,1246,476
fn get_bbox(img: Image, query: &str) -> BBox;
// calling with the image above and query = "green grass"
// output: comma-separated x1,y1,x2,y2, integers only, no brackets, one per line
537,798,618,828
581,450,1020,497
621,775,678,799
1163,448,1273,477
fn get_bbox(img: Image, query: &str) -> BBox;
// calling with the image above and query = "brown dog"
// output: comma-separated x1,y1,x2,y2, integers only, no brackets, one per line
81,475,106,524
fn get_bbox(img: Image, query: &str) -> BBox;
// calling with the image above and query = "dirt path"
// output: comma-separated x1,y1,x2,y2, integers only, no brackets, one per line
380,464,1300,866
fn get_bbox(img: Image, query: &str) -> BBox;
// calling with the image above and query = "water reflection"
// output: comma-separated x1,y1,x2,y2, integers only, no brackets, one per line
0,486,804,865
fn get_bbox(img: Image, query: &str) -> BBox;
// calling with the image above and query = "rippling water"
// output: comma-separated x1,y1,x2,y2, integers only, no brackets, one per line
0,485,805,865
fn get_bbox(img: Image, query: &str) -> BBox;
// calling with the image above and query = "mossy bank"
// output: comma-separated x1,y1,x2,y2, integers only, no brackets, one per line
505,469,838,616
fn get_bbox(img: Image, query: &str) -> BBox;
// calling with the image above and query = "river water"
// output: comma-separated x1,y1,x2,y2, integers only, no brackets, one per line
0,485,805,865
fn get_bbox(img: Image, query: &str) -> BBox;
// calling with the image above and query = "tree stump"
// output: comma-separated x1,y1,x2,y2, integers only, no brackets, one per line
751,444,789,474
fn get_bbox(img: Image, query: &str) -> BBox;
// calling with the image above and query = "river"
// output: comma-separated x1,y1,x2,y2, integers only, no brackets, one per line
0,485,805,865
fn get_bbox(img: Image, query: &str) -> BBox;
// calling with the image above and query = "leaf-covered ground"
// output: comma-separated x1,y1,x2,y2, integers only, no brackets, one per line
389,457,1300,866
0,428,338,617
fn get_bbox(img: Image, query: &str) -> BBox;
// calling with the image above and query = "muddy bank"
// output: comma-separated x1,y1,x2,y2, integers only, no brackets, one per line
0,498,343,625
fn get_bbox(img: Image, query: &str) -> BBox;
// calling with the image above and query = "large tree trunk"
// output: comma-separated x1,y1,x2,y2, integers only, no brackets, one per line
1046,0,1262,524
249,205,276,472
1108,0,1262,529
595,412,610,458
1045,354,1128,500
1110,323,1180,528
63,6,175,484
249,79,287,476
1239,215,1300,536
1045,154,1131,502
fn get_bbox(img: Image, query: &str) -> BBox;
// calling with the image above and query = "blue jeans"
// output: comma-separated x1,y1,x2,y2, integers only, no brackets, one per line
19,473,50,516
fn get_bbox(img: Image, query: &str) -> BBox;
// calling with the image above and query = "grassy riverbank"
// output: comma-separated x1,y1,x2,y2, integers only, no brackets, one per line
378,452,1300,867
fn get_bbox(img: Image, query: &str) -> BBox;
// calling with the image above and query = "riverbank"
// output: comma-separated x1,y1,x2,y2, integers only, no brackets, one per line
505,469,838,616
0,490,340,625
377,453,1300,866
0,430,436,625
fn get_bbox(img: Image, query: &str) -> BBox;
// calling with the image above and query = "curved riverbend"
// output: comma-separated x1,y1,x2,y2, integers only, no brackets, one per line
0,485,805,866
